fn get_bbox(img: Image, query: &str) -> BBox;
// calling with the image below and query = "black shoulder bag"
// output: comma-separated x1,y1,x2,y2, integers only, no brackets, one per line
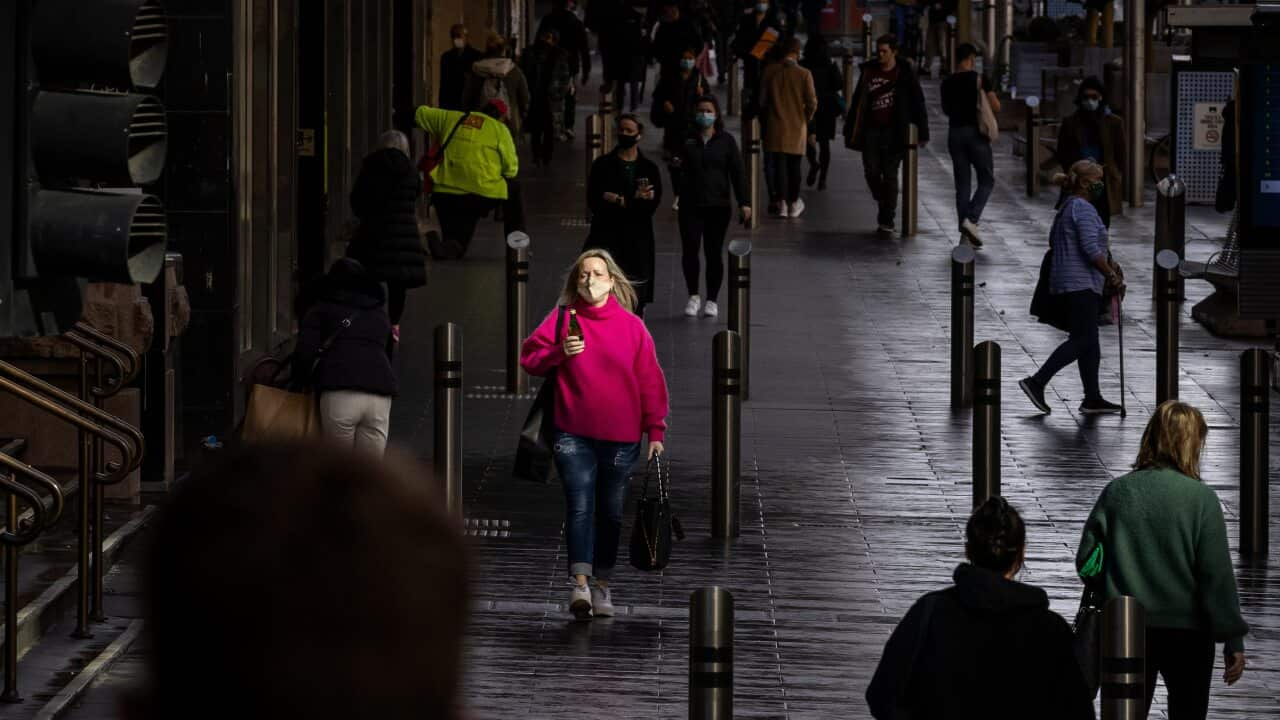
1073,582,1104,698
513,306,564,483
629,454,684,572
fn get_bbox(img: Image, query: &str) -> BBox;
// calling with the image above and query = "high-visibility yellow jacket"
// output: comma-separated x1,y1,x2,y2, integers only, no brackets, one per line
414,106,518,200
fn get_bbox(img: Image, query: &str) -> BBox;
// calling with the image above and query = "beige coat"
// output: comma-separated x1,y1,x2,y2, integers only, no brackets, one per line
761,60,817,155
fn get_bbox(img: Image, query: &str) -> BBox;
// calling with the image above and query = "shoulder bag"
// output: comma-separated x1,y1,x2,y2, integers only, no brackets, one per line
1072,582,1104,698
242,312,361,443
629,454,685,572
513,306,565,483
976,74,1000,142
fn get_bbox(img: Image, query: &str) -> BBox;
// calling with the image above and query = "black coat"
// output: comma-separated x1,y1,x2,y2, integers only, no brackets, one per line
676,129,749,209
651,69,706,155
537,8,591,76
439,46,482,111
866,564,1096,720
584,150,664,305
294,263,397,398
348,148,427,289
844,59,930,151
801,54,843,140
649,16,703,74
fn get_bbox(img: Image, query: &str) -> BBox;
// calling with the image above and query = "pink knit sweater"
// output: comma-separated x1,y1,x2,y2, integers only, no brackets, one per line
520,296,669,443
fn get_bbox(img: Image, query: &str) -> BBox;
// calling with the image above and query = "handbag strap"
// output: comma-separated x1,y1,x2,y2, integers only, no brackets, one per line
438,112,471,160
308,311,362,380
639,454,669,502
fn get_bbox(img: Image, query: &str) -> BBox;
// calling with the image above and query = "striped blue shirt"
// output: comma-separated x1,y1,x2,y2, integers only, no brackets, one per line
1050,197,1108,296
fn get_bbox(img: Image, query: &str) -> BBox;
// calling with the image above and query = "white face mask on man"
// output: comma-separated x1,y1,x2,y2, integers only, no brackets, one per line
578,278,613,304
452,37,466,49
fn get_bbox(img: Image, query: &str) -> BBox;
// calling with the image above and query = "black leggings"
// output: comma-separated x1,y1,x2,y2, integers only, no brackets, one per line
1144,628,1215,720
1031,290,1102,401
767,152,803,204
679,206,733,302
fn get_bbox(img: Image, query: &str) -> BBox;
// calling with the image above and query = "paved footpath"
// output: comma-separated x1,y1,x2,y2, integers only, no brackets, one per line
385,75,1276,719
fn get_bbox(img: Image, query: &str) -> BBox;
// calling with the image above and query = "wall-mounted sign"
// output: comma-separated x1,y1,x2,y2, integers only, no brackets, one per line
1192,102,1225,151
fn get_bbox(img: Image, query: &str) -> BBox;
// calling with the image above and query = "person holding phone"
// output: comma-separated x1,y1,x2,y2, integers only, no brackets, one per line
583,114,664,318
520,250,670,620
675,95,752,319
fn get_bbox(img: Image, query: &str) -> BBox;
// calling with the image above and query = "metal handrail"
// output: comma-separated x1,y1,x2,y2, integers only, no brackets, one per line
0,362,140,483
0,454,65,546
67,323,141,386
61,334,130,398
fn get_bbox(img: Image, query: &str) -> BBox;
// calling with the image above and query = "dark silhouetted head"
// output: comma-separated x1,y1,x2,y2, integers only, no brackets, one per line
965,496,1026,576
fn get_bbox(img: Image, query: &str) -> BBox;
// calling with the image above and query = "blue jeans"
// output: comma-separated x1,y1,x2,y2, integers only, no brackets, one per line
554,431,640,580
947,125,995,228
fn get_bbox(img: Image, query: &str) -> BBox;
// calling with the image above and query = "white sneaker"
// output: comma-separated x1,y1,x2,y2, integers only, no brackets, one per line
672,197,680,212
591,584,615,617
684,295,702,317
569,583,592,620
961,218,984,245
788,197,806,218
702,300,719,318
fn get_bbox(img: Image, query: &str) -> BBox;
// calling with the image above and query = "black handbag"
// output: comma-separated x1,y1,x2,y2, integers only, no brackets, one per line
1072,583,1103,698
629,455,684,572
513,306,565,483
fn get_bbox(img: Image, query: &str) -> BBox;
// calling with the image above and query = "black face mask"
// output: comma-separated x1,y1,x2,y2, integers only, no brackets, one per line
617,134,639,149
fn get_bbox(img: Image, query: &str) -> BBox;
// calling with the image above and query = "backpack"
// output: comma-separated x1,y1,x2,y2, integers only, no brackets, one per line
480,74,511,109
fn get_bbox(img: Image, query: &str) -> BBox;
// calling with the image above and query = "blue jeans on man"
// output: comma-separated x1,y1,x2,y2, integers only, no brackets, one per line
554,430,640,580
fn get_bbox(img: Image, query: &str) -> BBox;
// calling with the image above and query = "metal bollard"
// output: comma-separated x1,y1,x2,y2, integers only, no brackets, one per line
1241,348,1270,558
434,323,463,517
599,94,615,153
901,123,919,237
1154,175,1186,302
746,119,762,229
1101,596,1146,720
946,15,958,74
712,331,742,539
728,240,752,402
506,232,530,395
951,245,977,409
972,341,1000,507
1024,97,1041,196
689,587,734,720
863,14,874,60
727,59,739,117
843,48,855,105
1155,250,1181,405
982,0,997,70
585,114,603,216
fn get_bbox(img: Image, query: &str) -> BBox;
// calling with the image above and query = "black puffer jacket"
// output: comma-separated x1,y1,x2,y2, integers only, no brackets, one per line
348,148,427,289
676,129,749,209
866,564,1095,720
294,259,397,398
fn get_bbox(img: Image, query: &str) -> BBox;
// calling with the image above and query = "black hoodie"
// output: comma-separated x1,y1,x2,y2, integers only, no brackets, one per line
294,259,397,398
866,564,1095,720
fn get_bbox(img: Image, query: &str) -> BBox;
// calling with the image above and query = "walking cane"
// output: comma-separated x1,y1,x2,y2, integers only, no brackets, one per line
1113,294,1127,418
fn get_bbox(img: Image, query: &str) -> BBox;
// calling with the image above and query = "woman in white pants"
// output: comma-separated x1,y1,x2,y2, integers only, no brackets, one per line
294,258,397,455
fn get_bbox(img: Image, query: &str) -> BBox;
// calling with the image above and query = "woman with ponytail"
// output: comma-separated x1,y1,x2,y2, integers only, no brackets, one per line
1020,159,1126,416
867,497,1094,719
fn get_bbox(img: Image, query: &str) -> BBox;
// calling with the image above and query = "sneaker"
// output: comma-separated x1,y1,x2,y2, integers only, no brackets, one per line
1080,397,1123,415
672,197,680,212
1019,377,1051,415
591,584,615,617
961,218,985,247
391,325,401,344
569,583,592,620
702,300,719,318
788,197,806,218
684,295,702,317
877,222,895,234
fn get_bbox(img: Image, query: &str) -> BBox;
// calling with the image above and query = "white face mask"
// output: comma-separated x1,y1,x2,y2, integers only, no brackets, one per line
453,37,466,49
578,277,613,304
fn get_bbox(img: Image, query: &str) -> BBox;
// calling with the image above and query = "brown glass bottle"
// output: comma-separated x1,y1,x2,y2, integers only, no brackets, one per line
567,309,582,339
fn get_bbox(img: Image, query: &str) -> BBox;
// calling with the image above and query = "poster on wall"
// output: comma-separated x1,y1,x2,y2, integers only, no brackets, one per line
1192,102,1226,151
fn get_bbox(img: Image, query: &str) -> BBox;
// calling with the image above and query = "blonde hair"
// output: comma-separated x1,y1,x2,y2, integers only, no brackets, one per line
559,249,638,312
1133,401,1209,479
1051,159,1104,197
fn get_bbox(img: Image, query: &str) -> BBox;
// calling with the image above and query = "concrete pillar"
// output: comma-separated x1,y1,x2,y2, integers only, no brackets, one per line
957,0,972,45
999,0,1013,71
982,0,997,71
1125,0,1144,208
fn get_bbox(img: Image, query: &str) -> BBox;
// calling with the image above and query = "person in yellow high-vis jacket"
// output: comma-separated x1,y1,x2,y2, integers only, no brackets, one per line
415,102,519,259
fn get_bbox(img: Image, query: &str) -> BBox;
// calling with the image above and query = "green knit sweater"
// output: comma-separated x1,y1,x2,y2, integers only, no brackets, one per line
1076,467,1248,653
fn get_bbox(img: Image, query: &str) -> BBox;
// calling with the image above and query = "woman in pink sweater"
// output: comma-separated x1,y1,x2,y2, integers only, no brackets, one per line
520,249,670,620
